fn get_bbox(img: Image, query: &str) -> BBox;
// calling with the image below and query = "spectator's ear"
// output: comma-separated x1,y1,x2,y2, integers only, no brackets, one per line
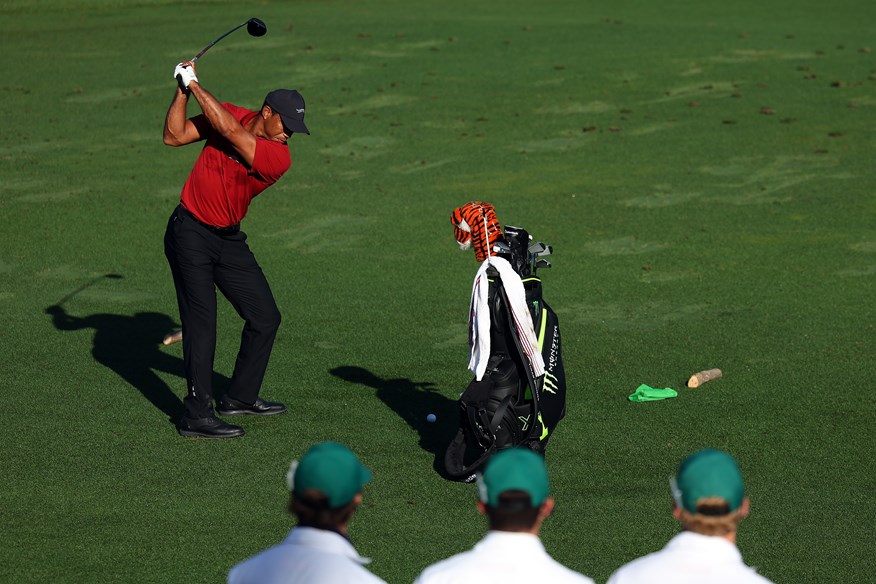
537,497,555,521
476,501,488,516
672,505,684,521
739,497,750,518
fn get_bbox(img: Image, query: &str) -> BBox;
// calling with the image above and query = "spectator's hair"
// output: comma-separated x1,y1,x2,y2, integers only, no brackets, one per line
678,496,744,536
485,491,541,531
289,489,357,530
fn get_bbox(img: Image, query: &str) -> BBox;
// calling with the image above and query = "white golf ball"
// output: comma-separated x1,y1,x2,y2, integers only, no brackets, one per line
426,413,437,423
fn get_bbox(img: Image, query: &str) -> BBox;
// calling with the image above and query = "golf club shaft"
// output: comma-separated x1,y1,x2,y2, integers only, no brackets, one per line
192,20,249,62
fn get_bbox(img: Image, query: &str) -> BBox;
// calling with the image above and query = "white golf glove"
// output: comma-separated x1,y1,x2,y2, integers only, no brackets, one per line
174,63,198,90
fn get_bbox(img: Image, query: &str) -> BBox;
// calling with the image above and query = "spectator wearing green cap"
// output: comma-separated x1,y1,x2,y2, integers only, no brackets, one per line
606,448,775,584
413,448,594,584
227,442,386,584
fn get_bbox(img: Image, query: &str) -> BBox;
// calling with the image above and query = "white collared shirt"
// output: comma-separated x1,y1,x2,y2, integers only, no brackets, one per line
606,531,775,584
413,531,594,584
227,526,387,584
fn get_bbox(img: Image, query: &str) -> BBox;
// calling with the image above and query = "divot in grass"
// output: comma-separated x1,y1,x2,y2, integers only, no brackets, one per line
582,236,669,256
835,265,876,277
261,215,371,252
319,136,395,159
326,94,416,115
389,159,456,174
623,188,702,208
16,190,83,203
536,101,614,115
850,242,876,253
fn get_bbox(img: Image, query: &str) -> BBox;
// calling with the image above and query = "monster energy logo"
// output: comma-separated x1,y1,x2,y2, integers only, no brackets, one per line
518,414,531,431
543,371,559,395
548,325,559,370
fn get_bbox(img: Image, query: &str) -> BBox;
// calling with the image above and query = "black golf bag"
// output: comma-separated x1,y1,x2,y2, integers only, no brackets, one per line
444,226,566,481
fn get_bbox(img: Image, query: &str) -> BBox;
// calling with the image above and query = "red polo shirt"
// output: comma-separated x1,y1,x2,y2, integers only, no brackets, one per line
180,103,291,227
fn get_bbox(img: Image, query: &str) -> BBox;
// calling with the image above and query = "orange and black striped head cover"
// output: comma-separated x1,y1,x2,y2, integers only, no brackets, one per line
450,202,503,262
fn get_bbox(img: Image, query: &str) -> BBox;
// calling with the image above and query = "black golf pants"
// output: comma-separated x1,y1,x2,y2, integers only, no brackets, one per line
164,206,281,420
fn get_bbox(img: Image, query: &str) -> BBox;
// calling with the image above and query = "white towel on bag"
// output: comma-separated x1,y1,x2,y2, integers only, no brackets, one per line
468,256,545,381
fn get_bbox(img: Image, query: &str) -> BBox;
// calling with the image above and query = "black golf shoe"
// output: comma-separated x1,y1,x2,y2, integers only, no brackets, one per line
216,396,287,416
178,416,245,439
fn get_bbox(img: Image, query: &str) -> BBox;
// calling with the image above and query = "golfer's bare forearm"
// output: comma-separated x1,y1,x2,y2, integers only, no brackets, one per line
188,81,256,164
164,88,193,146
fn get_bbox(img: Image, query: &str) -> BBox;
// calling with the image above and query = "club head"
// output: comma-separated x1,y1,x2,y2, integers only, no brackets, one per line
528,242,546,255
491,241,513,256
535,258,552,270
247,18,267,37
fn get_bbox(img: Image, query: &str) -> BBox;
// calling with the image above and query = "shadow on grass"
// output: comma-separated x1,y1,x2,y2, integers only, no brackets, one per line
44,304,228,426
330,366,460,478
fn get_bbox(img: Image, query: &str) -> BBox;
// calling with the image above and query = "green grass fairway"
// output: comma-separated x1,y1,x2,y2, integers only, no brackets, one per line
2,0,874,582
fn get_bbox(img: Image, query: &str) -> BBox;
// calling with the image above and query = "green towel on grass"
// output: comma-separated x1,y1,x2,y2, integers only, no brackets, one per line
628,384,678,402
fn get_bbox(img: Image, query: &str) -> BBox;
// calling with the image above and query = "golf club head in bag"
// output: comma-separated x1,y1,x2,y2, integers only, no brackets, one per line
496,225,532,277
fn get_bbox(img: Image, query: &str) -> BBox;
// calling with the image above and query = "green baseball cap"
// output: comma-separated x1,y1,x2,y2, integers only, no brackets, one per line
671,449,745,513
478,448,549,508
286,442,372,508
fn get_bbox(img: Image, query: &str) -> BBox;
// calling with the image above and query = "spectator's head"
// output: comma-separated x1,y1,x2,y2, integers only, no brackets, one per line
670,448,750,537
476,448,554,534
286,442,372,533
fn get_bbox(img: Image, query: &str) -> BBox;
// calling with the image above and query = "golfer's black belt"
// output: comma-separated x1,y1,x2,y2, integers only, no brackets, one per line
178,206,240,235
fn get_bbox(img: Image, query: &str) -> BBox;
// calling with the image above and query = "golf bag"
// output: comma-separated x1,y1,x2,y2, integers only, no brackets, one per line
444,226,566,481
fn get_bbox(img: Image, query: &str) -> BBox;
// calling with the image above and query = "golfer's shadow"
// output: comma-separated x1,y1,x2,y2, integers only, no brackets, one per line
45,305,230,425
330,366,459,477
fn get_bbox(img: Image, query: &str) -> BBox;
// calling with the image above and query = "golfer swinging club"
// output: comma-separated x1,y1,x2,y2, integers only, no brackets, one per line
163,60,309,438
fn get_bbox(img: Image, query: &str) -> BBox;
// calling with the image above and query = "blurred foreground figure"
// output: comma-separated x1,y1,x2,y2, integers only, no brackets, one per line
414,448,594,584
227,442,387,584
607,448,776,584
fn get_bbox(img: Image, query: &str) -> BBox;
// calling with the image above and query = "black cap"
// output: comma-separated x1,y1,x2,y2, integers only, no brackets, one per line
264,89,310,135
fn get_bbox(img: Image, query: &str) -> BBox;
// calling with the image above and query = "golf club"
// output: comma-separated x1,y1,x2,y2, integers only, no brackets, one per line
528,242,552,274
528,242,552,257
191,17,267,62
56,273,124,306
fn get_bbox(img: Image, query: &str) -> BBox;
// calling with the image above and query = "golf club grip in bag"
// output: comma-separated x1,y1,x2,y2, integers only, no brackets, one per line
444,270,566,482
